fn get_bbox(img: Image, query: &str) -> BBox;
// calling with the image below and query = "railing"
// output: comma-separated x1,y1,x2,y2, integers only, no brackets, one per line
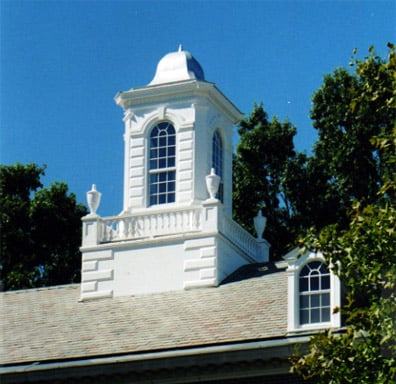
91,204,263,261
220,216,258,260
100,208,202,242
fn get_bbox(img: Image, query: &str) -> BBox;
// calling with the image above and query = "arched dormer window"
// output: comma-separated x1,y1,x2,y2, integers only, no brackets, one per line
212,130,223,202
299,261,331,324
285,249,341,332
149,122,176,206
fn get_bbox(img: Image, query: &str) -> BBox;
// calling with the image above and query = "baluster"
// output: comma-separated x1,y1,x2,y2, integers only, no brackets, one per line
174,212,178,232
180,212,185,231
118,219,125,239
135,216,142,237
106,222,111,241
97,221,103,243
195,209,200,229
114,220,120,240
127,217,134,238
177,211,181,232
170,212,175,232
153,214,157,235
144,215,149,237
154,214,159,235
177,211,182,231
101,222,106,242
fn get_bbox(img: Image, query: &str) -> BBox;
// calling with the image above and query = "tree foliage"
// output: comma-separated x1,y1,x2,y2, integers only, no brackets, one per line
233,43,395,261
233,104,298,258
310,44,395,224
0,163,88,290
291,44,396,383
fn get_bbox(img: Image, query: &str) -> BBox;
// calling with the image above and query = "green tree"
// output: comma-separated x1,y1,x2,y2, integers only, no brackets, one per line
292,180,396,383
291,44,396,384
233,103,298,258
309,43,395,226
282,152,343,231
0,163,88,290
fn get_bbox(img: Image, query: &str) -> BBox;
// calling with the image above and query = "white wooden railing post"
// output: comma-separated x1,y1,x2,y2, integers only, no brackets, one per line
255,239,270,263
81,215,102,247
202,200,221,233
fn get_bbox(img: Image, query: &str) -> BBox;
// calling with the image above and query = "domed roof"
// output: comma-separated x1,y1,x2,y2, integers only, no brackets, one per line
149,45,205,85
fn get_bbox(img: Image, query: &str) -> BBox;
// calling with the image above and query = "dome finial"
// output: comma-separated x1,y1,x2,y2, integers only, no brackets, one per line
149,47,205,85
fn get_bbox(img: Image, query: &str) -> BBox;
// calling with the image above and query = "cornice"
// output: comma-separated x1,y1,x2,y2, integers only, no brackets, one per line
114,80,242,124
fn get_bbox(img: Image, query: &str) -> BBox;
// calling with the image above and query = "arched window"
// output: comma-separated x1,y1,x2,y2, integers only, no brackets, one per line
299,261,331,325
149,122,176,205
212,131,223,201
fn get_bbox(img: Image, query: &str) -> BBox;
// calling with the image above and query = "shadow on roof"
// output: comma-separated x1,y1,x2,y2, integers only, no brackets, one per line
221,262,286,285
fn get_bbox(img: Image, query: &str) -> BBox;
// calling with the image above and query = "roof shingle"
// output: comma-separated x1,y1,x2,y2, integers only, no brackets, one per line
1,261,287,366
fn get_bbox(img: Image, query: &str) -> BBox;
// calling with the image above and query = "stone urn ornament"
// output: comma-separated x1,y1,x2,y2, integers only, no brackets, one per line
253,209,267,239
86,184,101,215
205,168,221,200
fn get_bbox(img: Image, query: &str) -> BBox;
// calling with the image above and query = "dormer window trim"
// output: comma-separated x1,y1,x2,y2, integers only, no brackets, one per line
285,248,341,333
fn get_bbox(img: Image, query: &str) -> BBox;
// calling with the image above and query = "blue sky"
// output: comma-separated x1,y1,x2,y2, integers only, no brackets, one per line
1,0,395,216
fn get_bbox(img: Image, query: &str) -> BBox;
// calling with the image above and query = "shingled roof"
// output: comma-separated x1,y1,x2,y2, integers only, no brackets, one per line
1,261,288,367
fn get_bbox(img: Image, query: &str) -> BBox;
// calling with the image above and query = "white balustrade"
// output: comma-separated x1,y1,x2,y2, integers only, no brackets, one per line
221,216,258,260
88,204,263,262
99,208,202,243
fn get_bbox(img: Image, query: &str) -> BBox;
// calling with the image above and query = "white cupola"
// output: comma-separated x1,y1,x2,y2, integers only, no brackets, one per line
114,47,241,218
80,48,270,300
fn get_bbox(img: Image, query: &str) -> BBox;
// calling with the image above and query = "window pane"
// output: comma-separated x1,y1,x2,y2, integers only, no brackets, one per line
311,276,320,291
311,309,320,323
310,261,321,270
322,293,330,307
168,157,175,168
311,294,320,308
150,137,158,148
319,263,329,273
300,309,309,325
300,265,310,277
158,172,166,182
300,295,310,309
159,183,167,193
322,308,330,322
322,275,330,290
299,277,309,291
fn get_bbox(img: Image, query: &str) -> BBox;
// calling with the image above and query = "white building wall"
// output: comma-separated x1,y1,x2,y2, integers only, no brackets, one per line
113,243,185,296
